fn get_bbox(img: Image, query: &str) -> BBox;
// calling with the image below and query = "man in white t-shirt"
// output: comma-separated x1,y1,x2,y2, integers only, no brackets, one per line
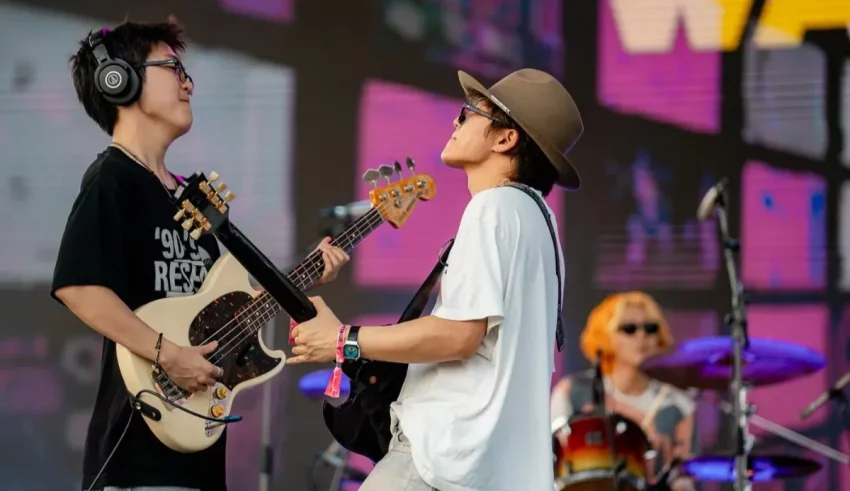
288,68,584,491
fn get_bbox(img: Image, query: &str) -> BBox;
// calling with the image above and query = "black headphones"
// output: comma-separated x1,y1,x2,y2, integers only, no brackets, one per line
88,29,141,106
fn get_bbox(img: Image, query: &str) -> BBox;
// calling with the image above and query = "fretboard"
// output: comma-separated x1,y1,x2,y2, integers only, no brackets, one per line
238,207,386,329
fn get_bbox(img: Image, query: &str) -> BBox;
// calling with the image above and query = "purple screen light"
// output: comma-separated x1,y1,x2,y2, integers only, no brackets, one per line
218,0,293,23
354,79,565,287
747,305,830,432
597,0,720,133
741,162,826,290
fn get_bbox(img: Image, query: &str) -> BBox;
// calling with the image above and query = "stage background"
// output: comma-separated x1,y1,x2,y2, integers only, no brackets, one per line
0,0,848,489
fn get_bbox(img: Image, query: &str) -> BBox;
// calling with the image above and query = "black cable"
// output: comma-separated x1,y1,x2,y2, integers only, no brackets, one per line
84,400,135,491
133,388,243,424
85,388,242,491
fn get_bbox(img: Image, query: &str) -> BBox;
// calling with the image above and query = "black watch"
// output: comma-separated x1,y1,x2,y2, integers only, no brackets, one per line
342,325,361,361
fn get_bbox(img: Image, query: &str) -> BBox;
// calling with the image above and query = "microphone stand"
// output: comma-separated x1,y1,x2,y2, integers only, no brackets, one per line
713,184,753,491
593,350,624,491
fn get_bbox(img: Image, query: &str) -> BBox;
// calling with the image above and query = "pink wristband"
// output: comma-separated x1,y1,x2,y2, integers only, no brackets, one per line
324,324,349,398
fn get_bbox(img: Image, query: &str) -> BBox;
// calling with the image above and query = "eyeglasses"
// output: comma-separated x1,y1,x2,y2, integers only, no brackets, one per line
140,59,193,86
618,323,660,336
458,103,499,125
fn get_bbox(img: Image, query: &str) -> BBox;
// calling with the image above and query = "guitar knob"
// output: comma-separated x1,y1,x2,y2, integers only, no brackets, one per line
210,404,225,418
181,219,194,231
209,171,219,182
214,387,229,400
190,228,203,240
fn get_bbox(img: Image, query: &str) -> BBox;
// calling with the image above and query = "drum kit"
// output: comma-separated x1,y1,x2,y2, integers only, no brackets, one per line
299,180,850,490
554,181,850,491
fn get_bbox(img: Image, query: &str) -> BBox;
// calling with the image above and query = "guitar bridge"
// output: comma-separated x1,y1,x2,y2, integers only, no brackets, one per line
151,368,189,409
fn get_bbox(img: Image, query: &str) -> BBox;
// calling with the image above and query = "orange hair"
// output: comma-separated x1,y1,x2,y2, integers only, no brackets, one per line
580,291,675,374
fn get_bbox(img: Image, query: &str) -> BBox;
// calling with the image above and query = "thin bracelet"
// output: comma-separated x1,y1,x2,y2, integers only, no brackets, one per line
154,333,164,368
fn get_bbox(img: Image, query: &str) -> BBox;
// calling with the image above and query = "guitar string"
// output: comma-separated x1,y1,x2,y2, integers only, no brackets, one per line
206,207,388,364
158,205,389,398
198,199,394,363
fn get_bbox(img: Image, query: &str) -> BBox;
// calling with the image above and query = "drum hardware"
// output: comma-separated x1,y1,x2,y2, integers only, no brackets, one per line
700,392,850,465
592,350,626,491
299,369,364,491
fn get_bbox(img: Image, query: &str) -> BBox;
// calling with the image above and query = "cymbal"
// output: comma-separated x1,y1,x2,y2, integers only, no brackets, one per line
640,336,826,391
298,368,350,399
680,454,821,482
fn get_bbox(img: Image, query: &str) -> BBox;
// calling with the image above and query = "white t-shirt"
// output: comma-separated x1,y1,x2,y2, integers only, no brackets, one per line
389,186,565,491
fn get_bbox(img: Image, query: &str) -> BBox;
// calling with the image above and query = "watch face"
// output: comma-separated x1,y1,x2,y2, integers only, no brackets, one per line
343,344,360,359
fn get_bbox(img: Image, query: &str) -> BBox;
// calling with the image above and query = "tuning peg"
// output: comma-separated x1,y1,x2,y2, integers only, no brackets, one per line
215,182,227,193
190,228,203,240
378,165,394,184
173,209,185,221
223,191,235,202
405,157,415,174
209,172,219,182
393,161,404,179
362,169,381,188
181,218,194,231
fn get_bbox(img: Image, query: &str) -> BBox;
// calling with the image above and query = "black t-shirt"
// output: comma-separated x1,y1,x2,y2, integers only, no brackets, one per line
51,147,226,491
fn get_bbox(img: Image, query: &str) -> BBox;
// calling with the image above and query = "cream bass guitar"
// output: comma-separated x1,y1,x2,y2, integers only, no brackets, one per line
117,160,435,452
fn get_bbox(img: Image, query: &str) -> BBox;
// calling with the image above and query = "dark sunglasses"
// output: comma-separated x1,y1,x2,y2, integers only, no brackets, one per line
458,103,499,125
618,323,660,336
140,59,193,86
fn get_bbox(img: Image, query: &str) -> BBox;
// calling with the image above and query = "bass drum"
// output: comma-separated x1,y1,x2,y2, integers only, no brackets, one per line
553,413,652,491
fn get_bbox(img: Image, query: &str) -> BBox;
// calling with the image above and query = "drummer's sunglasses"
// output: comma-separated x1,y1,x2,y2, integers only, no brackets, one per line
618,323,660,336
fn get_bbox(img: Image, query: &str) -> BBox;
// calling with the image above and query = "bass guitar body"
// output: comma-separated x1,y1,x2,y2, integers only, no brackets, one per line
117,253,284,453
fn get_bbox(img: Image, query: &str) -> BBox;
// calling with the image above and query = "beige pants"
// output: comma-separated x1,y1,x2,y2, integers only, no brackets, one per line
358,433,437,491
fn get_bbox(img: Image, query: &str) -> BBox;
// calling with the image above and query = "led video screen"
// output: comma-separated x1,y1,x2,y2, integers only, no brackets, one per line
218,0,293,23
747,304,830,432
743,44,827,160
741,162,826,290
354,79,565,287
0,3,297,282
381,0,564,79
592,150,720,291
597,0,721,133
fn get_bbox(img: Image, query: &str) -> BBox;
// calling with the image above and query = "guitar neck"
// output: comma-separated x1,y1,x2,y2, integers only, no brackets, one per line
248,207,386,322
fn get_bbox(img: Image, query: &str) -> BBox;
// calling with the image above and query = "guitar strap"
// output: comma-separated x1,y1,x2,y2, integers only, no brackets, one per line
397,239,454,323
502,183,565,351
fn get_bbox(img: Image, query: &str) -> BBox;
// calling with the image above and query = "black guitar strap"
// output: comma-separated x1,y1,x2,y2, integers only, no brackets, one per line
502,183,565,351
397,239,454,323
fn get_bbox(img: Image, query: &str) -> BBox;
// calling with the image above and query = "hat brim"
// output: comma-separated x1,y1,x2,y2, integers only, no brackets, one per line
457,71,581,190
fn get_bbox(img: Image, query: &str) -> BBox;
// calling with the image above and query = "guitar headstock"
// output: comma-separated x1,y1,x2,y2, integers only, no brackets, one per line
362,157,435,228
171,171,236,240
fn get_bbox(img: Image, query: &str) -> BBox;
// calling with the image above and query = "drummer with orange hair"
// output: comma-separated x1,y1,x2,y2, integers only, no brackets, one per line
550,291,696,491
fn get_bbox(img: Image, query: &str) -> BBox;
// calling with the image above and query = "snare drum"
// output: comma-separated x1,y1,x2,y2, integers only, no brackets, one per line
553,413,651,491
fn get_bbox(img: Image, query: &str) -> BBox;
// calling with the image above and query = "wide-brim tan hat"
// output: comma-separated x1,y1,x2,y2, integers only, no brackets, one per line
458,69,583,190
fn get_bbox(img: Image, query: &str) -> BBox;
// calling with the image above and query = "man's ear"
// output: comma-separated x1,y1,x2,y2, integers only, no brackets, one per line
492,128,519,154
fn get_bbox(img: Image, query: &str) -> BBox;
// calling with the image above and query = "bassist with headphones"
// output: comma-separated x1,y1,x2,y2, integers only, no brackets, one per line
51,20,349,491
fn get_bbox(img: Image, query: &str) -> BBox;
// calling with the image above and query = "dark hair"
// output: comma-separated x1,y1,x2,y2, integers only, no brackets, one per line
467,91,559,197
70,19,186,136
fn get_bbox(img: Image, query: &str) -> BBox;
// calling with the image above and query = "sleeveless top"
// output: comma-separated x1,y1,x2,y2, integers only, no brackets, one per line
551,370,697,476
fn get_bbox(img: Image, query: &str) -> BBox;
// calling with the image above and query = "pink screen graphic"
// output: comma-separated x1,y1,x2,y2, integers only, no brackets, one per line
746,305,829,433
218,0,292,23
597,0,720,133
354,79,565,287
663,310,721,449
741,162,826,290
